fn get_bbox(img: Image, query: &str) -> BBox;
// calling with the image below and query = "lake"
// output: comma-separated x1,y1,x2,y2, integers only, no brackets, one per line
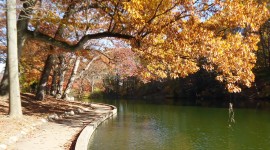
88,99,270,150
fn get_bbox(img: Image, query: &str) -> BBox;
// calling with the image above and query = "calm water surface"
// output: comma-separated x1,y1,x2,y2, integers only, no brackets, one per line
88,99,270,150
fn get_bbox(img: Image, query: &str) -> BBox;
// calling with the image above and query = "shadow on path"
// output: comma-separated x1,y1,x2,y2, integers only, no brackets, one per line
20,93,113,129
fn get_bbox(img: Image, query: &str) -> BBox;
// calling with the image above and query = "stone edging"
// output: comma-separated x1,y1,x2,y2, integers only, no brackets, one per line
74,103,117,150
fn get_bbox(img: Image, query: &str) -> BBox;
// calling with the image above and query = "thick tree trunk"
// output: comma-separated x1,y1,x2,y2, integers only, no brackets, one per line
50,65,59,96
7,0,23,117
36,54,56,100
56,54,67,98
62,56,80,100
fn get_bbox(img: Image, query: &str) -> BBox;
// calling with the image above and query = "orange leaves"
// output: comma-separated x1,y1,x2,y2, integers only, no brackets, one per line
122,0,185,33
200,32,257,92
132,0,269,93
227,83,242,93
19,0,270,93
207,0,269,31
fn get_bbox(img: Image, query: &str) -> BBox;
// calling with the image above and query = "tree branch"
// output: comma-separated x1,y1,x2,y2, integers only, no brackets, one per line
54,3,76,39
108,0,120,32
26,30,134,51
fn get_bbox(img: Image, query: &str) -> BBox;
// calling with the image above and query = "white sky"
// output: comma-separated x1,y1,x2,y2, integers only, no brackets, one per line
0,63,5,73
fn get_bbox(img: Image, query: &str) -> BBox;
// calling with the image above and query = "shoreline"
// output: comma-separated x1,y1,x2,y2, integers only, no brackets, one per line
74,104,117,150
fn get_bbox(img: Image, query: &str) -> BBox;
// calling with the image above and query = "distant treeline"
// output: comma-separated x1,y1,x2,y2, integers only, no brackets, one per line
101,68,270,108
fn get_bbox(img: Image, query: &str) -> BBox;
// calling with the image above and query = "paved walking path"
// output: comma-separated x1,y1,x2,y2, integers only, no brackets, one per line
7,103,114,150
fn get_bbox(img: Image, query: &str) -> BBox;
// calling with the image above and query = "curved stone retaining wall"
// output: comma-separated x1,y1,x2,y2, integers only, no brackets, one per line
74,103,117,150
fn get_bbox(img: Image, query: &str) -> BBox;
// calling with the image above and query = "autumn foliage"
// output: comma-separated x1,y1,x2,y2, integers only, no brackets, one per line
1,0,269,94
129,0,269,92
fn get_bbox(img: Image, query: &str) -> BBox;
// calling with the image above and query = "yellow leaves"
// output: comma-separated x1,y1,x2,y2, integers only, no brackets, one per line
208,0,269,31
122,0,183,31
216,75,223,82
25,0,269,93
33,9,61,25
142,72,151,79
123,1,144,20
153,34,166,45
197,29,260,93
203,64,214,72
67,25,74,31
137,0,265,92
227,84,242,93
156,70,167,78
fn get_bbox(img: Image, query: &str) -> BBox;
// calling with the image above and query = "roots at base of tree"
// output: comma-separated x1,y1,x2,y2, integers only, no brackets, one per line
35,92,45,101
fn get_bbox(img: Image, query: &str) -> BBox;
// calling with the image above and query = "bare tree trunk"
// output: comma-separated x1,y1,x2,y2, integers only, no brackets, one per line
56,54,67,98
91,77,95,93
50,64,59,96
62,56,80,100
78,78,84,99
36,54,56,100
77,56,100,78
7,0,23,117
74,56,100,99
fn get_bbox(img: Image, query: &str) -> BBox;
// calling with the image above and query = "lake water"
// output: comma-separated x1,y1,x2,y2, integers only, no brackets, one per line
88,99,270,150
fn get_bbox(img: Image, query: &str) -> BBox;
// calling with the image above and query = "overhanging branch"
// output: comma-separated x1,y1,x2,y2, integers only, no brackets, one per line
26,30,135,51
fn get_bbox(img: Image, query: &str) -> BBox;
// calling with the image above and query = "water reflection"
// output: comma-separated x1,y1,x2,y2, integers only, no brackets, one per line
88,99,270,150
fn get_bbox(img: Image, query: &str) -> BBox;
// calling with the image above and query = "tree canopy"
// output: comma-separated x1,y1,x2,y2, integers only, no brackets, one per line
1,0,270,93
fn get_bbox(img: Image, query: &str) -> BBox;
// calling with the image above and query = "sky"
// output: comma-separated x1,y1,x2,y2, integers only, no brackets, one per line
0,63,4,73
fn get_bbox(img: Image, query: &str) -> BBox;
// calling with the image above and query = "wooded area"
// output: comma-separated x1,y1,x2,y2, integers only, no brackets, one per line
1,0,270,116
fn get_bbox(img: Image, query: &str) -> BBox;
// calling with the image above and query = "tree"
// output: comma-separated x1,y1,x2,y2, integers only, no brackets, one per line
0,0,38,95
257,19,270,68
62,55,80,100
56,54,68,97
73,54,101,98
7,0,22,116
132,0,269,92
1,0,269,94
19,41,62,92
36,54,57,100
